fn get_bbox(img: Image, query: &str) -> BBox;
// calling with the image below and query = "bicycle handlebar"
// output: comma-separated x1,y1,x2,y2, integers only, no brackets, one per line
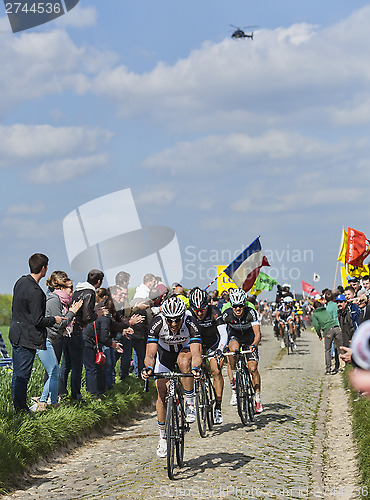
143,371,194,392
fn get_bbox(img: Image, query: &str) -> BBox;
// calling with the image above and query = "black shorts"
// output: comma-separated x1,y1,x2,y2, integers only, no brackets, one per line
202,337,219,355
154,344,190,374
228,335,259,362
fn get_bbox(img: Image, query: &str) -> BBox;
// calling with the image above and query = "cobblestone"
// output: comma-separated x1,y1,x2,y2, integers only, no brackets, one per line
3,327,359,500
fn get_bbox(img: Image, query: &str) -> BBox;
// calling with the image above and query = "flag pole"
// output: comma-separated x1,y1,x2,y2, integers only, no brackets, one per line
334,227,345,288
204,268,228,291
333,260,339,289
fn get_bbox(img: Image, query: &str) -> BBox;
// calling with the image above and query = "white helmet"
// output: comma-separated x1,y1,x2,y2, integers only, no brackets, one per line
283,296,294,303
229,288,246,307
161,296,186,319
282,283,291,289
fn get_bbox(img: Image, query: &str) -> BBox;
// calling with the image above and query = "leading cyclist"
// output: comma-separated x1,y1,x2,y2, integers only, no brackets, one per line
142,296,202,458
222,288,263,413
275,296,297,350
188,287,228,424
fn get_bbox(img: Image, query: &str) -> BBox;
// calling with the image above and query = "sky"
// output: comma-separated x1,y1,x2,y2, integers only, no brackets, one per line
1,0,370,297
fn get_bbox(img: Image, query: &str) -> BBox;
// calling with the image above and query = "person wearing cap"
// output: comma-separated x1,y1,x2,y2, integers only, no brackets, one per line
312,300,344,375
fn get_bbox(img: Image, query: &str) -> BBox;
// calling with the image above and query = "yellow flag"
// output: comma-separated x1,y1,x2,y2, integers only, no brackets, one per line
347,263,369,278
338,227,347,264
216,265,237,295
250,283,263,296
341,266,348,288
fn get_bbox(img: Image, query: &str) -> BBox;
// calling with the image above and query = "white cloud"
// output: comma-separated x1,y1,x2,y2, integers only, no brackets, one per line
135,188,175,206
89,6,370,130
6,202,45,215
0,124,112,164
54,6,97,28
0,216,59,239
28,154,109,184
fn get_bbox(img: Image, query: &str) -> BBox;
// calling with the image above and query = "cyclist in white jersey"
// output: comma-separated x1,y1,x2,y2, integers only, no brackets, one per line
142,296,202,458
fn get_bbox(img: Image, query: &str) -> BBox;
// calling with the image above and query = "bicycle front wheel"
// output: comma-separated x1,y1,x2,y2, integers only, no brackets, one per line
206,373,215,430
236,371,248,426
195,381,207,438
246,370,256,422
175,391,185,466
284,328,290,354
165,396,176,479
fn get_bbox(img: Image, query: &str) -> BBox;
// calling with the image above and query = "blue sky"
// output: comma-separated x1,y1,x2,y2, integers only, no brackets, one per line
1,0,370,296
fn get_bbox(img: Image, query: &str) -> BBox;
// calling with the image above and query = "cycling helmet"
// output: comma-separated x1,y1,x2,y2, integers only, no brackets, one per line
229,288,246,307
283,296,294,303
161,296,186,318
189,287,209,310
282,283,291,289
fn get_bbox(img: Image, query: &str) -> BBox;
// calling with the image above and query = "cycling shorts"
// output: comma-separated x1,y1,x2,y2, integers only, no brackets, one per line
227,336,259,362
154,344,190,374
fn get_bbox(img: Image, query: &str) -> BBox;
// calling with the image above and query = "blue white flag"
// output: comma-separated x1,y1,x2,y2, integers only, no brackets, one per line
223,237,269,292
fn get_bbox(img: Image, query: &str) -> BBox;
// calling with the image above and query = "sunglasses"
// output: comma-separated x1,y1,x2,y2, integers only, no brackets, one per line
232,305,244,310
194,307,207,313
166,316,183,325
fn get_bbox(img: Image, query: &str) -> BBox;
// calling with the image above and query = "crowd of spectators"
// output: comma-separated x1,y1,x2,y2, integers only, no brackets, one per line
8,253,370,413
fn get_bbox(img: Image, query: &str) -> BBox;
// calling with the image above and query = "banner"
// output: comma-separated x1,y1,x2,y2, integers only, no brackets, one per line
302,281,319,297
341,266,349,289
347,227,370,267
216,265,237,295
347,263,370,278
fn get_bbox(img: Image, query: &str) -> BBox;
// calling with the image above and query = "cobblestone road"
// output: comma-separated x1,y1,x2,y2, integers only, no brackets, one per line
4,326,359,500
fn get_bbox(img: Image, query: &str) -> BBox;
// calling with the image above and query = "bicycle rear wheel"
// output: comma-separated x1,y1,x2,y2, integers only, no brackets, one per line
195,380,207,438
206,373,215,430
166,396,176,479
236,371,248,426
175,390,185,466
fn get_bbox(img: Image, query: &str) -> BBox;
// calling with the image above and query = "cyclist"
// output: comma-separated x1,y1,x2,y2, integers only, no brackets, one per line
189,287,228,424
275,296,297,350
142,296,202,458
222,288,263,413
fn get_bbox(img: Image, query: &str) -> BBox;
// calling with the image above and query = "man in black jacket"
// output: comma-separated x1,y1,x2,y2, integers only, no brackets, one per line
59,269,104,401
9,253,63,412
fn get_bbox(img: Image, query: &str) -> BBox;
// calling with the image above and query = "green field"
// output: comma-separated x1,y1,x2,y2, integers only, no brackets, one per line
0,326,10,355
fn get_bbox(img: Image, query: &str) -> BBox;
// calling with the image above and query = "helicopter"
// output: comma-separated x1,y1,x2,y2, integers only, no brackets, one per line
230,25,258,40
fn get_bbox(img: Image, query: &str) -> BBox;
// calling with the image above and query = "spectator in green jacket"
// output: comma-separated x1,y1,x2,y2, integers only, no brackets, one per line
312,300,344,375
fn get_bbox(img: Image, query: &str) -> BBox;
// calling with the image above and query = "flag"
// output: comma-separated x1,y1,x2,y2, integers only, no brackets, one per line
341,267,349,289
313,273,320,282
252,272,277,293
347,263,370,278
302,281,319,297
223,237,270,292
338,228,347,264
346,227,370,267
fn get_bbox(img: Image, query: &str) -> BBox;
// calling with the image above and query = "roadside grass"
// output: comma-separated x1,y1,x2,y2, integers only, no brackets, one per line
0,327,155,494
343,367,370,499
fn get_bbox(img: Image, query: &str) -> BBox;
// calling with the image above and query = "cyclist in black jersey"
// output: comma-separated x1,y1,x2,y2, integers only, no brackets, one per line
189,287,228,424
275,296,297,350
142,296,202,458
223,288,263,413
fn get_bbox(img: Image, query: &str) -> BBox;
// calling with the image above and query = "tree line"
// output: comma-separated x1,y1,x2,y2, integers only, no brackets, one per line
0,294,12,326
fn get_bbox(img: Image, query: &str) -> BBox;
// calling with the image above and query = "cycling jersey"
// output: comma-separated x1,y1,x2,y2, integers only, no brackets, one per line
190,305,228,353
277,304,295,322
222,306,259,346
147,310,201,353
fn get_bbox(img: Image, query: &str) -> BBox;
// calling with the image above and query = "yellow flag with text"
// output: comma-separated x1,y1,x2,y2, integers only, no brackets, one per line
216,265,237,295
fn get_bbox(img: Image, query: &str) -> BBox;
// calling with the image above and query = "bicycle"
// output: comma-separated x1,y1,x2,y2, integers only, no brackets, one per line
283,323,295,355
194,354,217,438
225,348,256,425
144,371,193,480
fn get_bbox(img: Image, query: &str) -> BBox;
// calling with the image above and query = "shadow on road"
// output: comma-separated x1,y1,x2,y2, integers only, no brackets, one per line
253,402,296,430
266,367,304,371
178,451,254,479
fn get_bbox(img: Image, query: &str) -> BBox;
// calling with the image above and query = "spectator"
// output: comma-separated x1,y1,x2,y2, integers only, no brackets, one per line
9,253,63,412
358,292,370,324
344,286,361,330
324,290,340,372
59,269,104,402
361,275,370,298
336,294,355,347
312,300,344,375
133,273,156,300
36,272,83,410
83,289,123,398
